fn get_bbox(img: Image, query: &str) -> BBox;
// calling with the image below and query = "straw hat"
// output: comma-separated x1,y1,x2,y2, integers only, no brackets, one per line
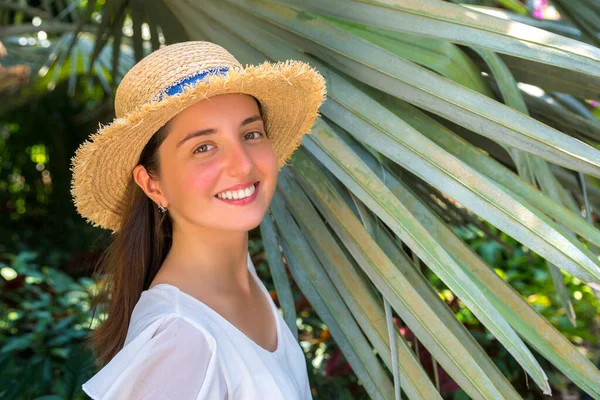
70,41,327,233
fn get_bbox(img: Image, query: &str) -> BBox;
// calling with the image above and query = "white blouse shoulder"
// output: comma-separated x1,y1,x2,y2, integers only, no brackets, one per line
81,252,312,400
82,315,226,399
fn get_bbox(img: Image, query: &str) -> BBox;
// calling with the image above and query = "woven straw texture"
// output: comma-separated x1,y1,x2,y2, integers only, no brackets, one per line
70,41,327,233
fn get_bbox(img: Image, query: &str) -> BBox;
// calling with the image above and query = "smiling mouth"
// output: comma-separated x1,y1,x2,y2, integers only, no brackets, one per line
214,181,260,200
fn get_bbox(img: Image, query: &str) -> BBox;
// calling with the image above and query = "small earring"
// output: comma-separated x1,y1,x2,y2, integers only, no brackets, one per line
157,203,167,213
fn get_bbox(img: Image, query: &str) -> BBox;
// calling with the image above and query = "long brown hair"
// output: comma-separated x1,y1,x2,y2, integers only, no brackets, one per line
85,97,263,369
84,120,172,368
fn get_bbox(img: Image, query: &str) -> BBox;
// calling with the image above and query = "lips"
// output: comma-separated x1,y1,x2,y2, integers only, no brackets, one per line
215,181,260,205
214,181,260,198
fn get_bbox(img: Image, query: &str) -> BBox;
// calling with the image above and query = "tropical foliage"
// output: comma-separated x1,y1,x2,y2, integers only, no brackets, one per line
0,251,96,399
2,0,600,399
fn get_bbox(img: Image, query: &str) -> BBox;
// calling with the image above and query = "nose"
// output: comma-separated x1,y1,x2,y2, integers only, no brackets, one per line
225,136,254,178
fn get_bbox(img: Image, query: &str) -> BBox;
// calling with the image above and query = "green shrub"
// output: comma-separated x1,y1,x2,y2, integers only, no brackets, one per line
0,251,96,400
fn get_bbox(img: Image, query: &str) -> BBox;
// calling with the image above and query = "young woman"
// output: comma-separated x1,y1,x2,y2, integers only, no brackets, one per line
71,41,326,399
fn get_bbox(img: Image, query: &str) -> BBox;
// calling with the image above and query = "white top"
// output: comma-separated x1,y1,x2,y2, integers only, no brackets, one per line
82,252,312,400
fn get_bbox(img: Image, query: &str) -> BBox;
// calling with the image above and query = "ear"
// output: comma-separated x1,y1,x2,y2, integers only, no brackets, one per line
132,164,168,208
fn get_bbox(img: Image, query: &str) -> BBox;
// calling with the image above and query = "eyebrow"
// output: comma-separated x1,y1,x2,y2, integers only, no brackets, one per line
176,114,263,148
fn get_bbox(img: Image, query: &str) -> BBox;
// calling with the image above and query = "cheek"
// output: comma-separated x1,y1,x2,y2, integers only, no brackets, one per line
255,145,279,199
183,162,220,196
256,143,279,173
161,158,219,202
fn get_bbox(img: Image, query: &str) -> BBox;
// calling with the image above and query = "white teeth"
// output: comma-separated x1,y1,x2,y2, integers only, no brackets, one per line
217,183,256,200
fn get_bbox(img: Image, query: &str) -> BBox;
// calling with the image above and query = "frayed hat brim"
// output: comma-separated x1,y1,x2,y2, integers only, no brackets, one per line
70,59,327,232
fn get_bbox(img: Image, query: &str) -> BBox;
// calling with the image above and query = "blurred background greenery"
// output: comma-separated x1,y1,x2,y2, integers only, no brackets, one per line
2,0,600,399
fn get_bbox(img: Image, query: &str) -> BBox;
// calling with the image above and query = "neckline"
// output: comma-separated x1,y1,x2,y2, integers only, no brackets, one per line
146,259,282,356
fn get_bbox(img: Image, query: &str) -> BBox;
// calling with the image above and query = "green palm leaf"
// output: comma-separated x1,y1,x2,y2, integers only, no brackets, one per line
277,168,442,399
289,148,524,399
223,0,600,178
286,0,600,80
270,190,396,400
303,118,554,393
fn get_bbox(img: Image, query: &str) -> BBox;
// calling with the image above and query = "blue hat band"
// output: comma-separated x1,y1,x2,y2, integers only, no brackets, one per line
154,66,230,102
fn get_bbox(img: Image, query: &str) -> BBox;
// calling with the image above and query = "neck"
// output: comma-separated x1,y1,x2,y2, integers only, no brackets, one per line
160,220,252,295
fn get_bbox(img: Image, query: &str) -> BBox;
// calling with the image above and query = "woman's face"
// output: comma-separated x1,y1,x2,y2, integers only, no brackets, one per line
150,93,278,233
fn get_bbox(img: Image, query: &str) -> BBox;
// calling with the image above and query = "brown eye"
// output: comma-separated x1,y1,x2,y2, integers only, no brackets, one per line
244,131,263,140
193,143,215,154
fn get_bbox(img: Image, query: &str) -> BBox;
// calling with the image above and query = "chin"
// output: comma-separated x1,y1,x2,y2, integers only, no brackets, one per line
213,212,267,232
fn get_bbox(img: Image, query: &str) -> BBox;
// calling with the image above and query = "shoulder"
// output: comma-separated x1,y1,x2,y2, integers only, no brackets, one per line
127,288,217,349
82,314,222,400
117,313,217,367
152,314,217,351
127,286,201,335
